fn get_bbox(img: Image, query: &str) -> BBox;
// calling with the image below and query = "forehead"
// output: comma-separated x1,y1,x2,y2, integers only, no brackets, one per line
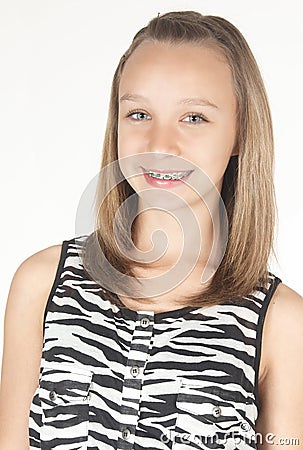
119,41,236,108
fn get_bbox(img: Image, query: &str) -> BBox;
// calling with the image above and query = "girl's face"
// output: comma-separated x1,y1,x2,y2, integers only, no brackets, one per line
118,40,238,203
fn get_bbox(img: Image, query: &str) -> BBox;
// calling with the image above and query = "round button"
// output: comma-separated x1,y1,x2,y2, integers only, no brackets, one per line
130,365,140,377
240,421,251,431
122,428,131,440
140,317,150,328
49,390,57,401
212,406,221,418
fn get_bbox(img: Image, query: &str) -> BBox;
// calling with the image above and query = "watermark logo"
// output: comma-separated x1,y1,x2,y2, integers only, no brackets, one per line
160,430,300,446
75,153,229,298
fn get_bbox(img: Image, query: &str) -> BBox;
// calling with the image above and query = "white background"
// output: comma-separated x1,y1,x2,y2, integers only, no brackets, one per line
0,0,302,370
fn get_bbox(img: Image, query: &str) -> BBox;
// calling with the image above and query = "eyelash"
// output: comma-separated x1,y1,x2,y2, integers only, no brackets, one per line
125,109,208,124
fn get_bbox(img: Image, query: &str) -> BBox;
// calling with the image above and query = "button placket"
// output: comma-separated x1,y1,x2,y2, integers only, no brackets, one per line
49,390,57,401
122,428,131,440
140,317,150,328
240,421,251,431
130,365,140,378
212,405,222,418
117,312,154,449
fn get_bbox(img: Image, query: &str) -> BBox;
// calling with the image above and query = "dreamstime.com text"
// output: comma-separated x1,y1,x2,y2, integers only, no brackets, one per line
160,431,300,446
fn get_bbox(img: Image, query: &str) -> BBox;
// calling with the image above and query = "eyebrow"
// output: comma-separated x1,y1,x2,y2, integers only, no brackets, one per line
119,93,218,109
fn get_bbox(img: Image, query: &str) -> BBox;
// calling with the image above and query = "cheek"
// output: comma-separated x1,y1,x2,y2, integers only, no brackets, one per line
117,122,142,159
191,138,231,168
190,128,235,185
117,133,131,161
192,157,229,190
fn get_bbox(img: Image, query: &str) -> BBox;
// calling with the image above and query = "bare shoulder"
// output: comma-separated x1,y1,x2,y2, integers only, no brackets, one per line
6,243,63,330
18,242,63,273
0,242,63,447
261,282,303,368
256,282,303,444
12,242,62,279
264,281,303,336
19,242,63,280
269,281,303,306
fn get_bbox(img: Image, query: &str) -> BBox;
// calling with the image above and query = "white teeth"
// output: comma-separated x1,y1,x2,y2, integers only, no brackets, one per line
146,170,192,180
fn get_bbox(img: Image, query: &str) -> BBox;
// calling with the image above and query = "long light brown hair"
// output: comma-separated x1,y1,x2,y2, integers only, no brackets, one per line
81,10,278,308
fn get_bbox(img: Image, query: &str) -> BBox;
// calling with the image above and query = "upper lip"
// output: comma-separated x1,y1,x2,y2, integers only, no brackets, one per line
140,166,193,174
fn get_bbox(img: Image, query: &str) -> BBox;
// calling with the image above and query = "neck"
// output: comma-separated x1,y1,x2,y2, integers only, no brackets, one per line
131,185,222,275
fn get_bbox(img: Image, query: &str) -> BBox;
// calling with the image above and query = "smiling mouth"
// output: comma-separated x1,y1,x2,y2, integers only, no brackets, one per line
141,166,194,180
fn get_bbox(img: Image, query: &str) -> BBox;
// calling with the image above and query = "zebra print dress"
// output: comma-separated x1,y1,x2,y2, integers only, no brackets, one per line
29,235,282,450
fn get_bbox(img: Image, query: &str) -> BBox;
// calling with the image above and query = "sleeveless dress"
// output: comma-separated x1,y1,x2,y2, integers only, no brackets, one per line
29,235,282,450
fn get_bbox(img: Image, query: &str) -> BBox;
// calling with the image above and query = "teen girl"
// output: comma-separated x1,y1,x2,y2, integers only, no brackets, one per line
0,10,302,450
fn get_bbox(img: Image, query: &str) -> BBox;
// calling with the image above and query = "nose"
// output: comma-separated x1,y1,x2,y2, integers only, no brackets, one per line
147,121,181,157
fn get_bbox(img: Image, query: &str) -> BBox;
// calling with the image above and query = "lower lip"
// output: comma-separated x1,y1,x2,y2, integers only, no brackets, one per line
142,171,192,188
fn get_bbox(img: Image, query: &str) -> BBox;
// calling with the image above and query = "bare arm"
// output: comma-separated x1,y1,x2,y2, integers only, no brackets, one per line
256,283,303,449
0,244,62,449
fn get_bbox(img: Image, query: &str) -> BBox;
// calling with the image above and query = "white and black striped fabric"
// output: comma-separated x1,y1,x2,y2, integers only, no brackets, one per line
29,235,282,449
